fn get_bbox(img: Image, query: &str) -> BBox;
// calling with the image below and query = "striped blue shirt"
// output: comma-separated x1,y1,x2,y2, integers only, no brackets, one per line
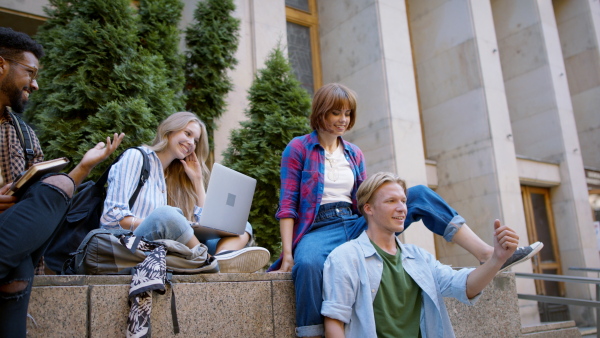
100,146,202,229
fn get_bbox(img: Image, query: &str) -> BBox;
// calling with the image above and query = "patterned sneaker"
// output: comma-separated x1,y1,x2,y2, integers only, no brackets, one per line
499,242,544,272
214,247,270,273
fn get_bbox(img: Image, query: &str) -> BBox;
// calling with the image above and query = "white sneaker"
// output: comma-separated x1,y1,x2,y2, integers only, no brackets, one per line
214,247,270,273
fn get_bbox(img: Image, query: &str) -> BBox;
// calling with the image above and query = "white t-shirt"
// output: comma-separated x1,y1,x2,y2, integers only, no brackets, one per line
321,143,353,205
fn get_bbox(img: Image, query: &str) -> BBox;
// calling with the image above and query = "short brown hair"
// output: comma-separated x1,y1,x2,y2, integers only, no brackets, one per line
310,83,357,131
357,172,407,215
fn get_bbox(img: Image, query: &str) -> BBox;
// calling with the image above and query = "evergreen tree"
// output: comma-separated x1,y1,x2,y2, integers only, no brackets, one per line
222,47,312,259
185,0,239,153
138,0,185,109
25,0,177,179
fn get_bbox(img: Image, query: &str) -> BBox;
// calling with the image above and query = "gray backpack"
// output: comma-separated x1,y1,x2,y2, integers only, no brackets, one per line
63,229,219,275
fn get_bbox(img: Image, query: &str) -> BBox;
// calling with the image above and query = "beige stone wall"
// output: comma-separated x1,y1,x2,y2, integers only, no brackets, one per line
2,0,599,328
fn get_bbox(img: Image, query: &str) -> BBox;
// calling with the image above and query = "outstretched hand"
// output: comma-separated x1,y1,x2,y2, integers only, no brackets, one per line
492,219,519,263
79,133,125,170
69,133,125,187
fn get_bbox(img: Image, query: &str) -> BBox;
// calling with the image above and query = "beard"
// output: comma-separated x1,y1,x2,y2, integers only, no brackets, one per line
0,71,28,113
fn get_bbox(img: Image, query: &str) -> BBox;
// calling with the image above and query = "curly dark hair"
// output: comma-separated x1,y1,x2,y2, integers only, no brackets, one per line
0,27,44,61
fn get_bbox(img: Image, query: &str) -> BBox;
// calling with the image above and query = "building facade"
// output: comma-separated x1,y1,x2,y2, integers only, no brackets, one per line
2,0,599,327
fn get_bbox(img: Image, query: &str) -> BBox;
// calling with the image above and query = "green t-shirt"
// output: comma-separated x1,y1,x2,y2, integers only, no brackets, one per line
372,240,422,338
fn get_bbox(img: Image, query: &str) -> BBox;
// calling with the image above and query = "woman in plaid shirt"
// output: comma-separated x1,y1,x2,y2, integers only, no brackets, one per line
268,83,541,338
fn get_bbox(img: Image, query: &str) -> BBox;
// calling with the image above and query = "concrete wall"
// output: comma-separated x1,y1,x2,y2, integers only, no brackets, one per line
491,0,600,325
406,0,540,324
554,0,600,171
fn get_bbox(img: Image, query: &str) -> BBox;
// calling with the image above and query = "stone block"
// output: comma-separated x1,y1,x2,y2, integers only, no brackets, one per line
446,273,522,337
89,284,130,338
27,286,88,338
272,280,296,337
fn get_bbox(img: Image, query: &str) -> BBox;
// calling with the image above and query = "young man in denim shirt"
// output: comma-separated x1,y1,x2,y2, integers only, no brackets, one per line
321,172,519,337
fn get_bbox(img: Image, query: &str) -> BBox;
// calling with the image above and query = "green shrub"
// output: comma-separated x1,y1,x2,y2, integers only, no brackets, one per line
24,0,177,179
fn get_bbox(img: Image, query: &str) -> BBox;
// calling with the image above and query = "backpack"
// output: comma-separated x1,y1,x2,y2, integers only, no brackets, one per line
9,111,34,164
44,147,150,273
62,228,218,275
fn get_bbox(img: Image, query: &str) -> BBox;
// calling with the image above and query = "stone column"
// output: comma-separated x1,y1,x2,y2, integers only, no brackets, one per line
492,0,599,325
196,0,287,162
318,0,435,252
554,0,600,171
408,0,539,324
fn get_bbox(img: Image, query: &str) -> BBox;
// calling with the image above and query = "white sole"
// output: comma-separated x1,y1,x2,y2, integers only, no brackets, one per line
499,242,544,273
216,247,270,273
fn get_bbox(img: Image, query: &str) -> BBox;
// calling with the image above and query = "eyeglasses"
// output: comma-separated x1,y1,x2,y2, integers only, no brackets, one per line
1,56,38,80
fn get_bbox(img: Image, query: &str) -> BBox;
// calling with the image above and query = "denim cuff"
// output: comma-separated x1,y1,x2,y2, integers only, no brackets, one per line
442,215,465,242
296,323,323,337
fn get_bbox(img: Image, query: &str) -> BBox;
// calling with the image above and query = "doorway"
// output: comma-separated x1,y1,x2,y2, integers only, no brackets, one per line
521,185,570,322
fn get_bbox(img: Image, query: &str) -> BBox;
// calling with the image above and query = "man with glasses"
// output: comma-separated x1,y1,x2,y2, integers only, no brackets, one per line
0,27,124,337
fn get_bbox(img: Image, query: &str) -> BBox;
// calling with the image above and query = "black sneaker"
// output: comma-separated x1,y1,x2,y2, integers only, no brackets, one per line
214,247,270,273
499,241,543,272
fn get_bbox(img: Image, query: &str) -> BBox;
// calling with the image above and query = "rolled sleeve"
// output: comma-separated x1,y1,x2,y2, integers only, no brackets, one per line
100,149,144,228
321,249,357,324
433,258,479,305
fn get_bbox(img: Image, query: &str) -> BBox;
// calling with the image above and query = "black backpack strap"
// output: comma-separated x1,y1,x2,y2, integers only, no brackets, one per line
166,272,180,334
127,147,150,208
93,146,150,208
8,112,34,163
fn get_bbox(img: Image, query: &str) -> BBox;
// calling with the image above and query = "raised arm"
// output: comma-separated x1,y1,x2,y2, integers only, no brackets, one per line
68,133,125,187
466,220,518,298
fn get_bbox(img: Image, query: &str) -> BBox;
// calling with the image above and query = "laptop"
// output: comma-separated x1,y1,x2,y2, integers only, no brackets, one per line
192,163,256,240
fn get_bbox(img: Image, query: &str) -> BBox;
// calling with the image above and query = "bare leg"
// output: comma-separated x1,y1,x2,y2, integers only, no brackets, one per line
451,224,493,262
215,232,250,253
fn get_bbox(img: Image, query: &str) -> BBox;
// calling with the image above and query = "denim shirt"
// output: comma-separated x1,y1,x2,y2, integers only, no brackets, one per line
322,231,480,338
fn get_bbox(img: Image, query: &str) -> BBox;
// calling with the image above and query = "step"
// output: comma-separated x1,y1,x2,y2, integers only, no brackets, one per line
27,272,521,337
522,321,582,337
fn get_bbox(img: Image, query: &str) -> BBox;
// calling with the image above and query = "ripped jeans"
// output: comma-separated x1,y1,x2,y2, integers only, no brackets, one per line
0,177,71,338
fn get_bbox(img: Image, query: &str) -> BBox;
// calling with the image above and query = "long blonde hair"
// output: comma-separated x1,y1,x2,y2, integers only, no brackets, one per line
149,112,210,221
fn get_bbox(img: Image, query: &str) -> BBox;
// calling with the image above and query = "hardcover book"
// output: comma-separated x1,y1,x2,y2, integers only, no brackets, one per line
6,157,70,197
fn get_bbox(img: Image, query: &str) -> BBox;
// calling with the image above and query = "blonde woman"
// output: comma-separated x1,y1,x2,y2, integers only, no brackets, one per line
101,112,269,273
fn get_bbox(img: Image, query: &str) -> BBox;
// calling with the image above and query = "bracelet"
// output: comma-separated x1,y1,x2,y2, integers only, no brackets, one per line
130,217,136,231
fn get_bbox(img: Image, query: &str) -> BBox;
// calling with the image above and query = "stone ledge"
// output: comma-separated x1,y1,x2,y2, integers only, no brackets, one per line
32,271,292,286
28,272,521,337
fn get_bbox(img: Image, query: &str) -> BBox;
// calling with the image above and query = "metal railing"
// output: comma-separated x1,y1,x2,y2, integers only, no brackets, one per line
515,267,600,334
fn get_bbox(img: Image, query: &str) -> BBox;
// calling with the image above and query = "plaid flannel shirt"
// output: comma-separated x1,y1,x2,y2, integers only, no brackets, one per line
0,107,44,185
1,107,46,274
268,130,367,271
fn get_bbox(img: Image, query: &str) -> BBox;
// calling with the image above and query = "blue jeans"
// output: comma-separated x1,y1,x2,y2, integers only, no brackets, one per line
0,177,72,338
133,205,254,255
292,185,464,337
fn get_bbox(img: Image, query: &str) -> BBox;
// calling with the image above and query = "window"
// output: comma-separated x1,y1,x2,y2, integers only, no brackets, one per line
285,0,322,96
0,8,46,37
